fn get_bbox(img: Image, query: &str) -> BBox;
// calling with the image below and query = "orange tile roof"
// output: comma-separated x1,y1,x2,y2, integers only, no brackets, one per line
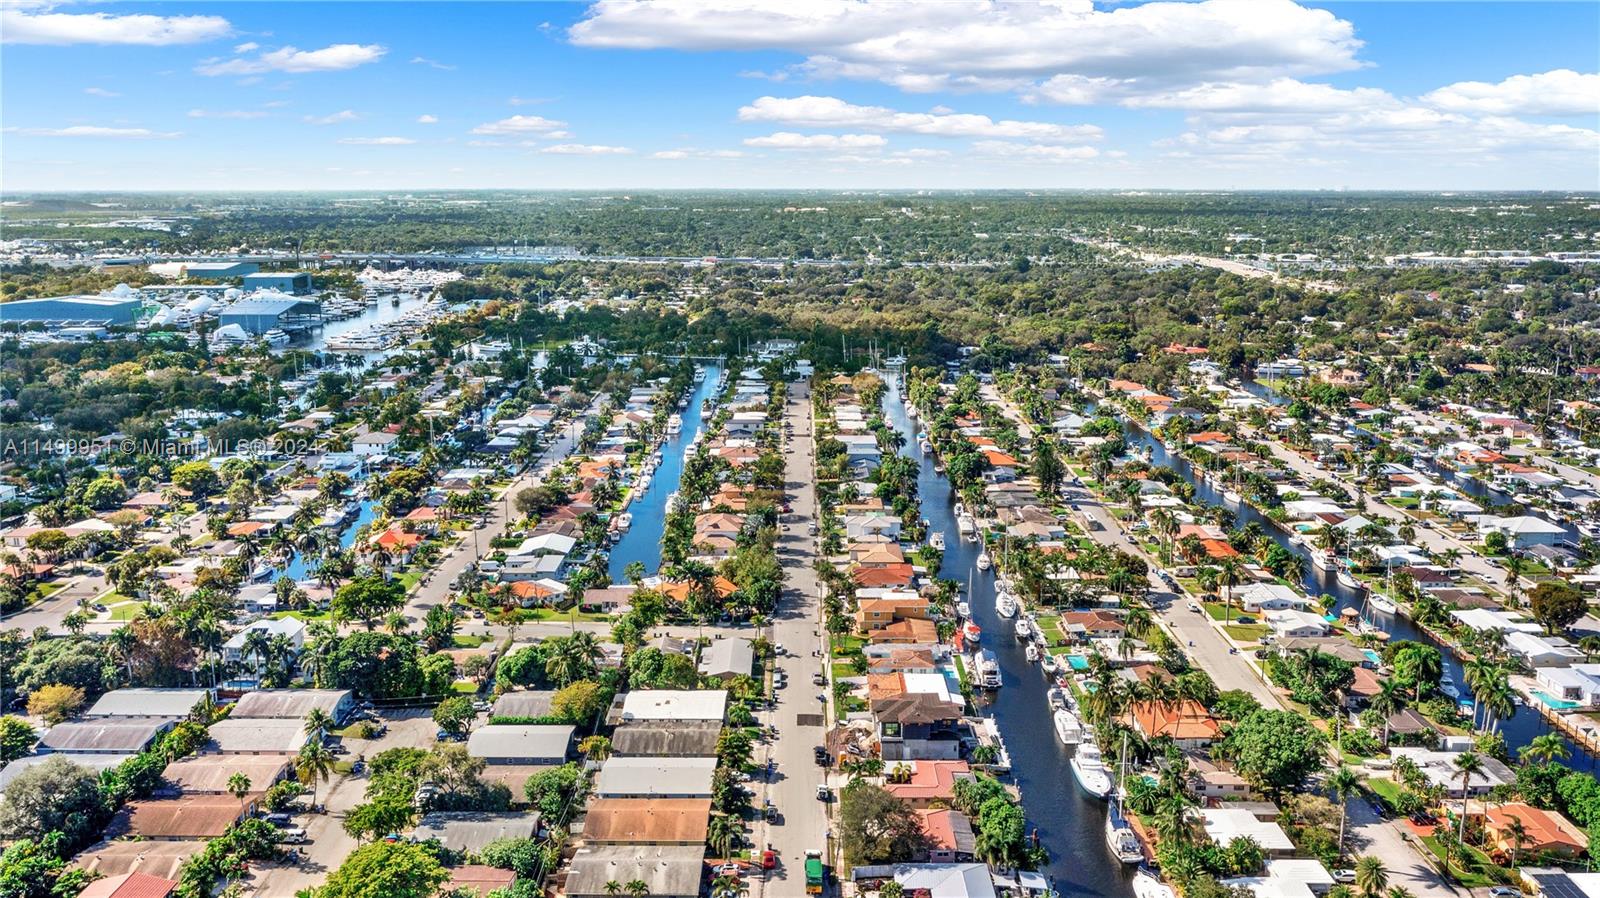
869,618,939,644
1189,431,1232,444
1128,700,1221,742
883,761,972,802
1107,379,1146,393
78,872,178,898
659,576,739,603
853,565,916,588
1201,539,1241,559
1485,803,1587,854
982,449,1019,467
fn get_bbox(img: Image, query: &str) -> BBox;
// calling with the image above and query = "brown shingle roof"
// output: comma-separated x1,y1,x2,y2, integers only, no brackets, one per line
581,798,712,844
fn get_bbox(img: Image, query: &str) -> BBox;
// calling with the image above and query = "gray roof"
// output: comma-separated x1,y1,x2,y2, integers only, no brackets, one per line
412,811,540,852
491,691,557,720
220,297,318,316
206,718,310,753
566,844,708,898
230,689,352,720
86,688,211,719
611,720,723,757
697,638,754,678
855,864,998,898
0,753,132,792
594,756,717,799
467,724,574,762
617,689,727,723
39,717,173,754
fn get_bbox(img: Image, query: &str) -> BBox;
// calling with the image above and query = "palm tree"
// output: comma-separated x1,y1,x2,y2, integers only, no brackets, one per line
625,879,649,898
294,740,336,810
304,708,336,740
604,882,623,898
707,812,741,861
1521,733,1570,766
1217,557,1243,624
1354,855,1387,898
1502,813,1530,869
1452,751,1484,849
1329,766,1361,860
227,772,252,814
1385,888,1415,898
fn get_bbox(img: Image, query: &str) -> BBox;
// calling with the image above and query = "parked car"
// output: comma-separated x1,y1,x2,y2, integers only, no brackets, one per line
1331,870,1356,884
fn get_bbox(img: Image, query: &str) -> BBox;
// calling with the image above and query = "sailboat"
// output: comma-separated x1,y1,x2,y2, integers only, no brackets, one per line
1107,732,1145,863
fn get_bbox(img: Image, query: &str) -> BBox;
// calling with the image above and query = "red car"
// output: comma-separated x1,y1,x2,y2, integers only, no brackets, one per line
761,850,778,870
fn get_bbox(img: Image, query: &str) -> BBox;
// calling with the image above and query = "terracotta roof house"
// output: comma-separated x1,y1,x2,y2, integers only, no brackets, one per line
113,795,253,840
915,808,977,863
77,872,178,898
883,760,974,807
1058,611,1125,639
868,648,939,674
854,565,916,589
1127,700,1222,749
581,798,712,845
1484,803,1588,859
446,865,516,897
869,617,939,645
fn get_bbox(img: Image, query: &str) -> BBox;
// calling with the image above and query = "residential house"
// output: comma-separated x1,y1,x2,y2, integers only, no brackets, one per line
580,798,712,845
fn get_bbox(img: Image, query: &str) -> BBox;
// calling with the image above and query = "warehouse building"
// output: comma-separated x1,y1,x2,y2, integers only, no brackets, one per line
0,295,145,326
149,261,258,280
241,272,314,294
217,296,323,335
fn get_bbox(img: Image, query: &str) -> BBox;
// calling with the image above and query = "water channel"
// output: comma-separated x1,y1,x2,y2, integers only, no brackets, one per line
881,375,1137,898
607,363,725,581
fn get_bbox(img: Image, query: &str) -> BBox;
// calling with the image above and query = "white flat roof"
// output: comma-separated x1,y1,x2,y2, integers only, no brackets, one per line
594,756,717,798
618,689,728,722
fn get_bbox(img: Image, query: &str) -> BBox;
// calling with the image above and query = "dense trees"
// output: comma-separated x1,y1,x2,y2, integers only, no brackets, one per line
1219,709,1327,799
838,781,927,866
0,756,105,849
317,840,449,898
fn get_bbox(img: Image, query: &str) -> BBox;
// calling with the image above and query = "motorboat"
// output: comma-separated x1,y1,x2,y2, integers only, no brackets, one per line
1070,742,1113,799
996,594,1018,618
930,532,946,551
1132,870,1176,898
1025,644,1040,663
666,414,683,435
1046,687,1071,711
974,649,1001,689
919,440,933,455
1367,594,1398,615
1053,709,1083,745
962,621,982,644
1440,682,1462,700
262,328,291,347
614,513,633,533
1014,617,1031,640
1040,652,1059,675
976,552,993,571
957,513,978,540
1107,808,1145,864
956,601,971,619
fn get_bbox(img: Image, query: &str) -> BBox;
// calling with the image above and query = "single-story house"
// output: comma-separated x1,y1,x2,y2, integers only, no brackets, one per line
580,798,712,845
566,844,707,898
83,689,210,719
412,811,542,853
593,756,717,799
467,725,575,765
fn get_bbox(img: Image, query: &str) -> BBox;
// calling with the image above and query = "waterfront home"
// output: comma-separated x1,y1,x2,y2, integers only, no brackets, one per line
222,617,307,667
1197,808,1296,856
1058,610,1126,640
874,692,964,761
852,863,1001,898
914,808,977,863
1127,700,1221,750
1389,747,1514,796
1264,609,1331,638
1224,858,1334,898
1483,803,1588,860
1235,583,1314,614
1534,666,1600,709
869,617,940,645
882,760,974,808
1451,607,1542,636
1504,631,1586,667
855,592,931,632
1188,756,1253,800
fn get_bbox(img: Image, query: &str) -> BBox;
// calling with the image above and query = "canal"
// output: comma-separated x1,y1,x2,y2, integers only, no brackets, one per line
1119,424,1593,766
608,363,725,581
882,375,1136,898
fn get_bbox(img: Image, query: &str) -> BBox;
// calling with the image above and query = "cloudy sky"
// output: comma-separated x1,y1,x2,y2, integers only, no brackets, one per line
3,0,1597,191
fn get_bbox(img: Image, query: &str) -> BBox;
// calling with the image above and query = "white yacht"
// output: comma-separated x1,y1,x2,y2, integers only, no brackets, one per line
919,439,933,454
1107,809,1144,864
1053,709,1083,745
1132,870,1177,898
976,551,993,571
996,594,1018,618
1014,617,1031,640
261,328,291,347
957,513,978,540
666,414,683,435
1336,568,1364,592
1025,644,1040,663
930,532,946,551
973,649,1001,689
1071,742,1113,799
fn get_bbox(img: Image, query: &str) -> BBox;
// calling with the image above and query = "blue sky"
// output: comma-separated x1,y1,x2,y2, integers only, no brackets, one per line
3,0,1597,191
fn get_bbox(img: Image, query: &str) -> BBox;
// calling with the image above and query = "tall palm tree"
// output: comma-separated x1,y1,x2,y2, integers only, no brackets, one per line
1329,766,1361,861
707,813,741,861
227,772,252,815
1217,558,1243,625
295,740,336,809
1354,855,1387,898
1452,751,1484,849
304,708,336,740
1521,733,1570,766
1501,814,1530,869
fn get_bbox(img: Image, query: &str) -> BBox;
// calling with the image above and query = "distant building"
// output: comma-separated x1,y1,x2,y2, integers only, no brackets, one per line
0,295,145,326
241,272,313,294
149,261,258,280
218,296,322,335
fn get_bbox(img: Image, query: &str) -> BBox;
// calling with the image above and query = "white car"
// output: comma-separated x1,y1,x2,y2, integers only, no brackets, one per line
1331,870,1356,884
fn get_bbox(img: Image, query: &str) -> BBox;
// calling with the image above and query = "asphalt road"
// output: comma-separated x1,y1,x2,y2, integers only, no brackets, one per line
753,380,830,898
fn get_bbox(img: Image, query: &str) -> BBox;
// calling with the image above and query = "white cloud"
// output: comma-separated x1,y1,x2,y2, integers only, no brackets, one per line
2,7,230,45
5,125,180,139
652,147,747,159
541,143,633,155
409,55,455,70
508,96,554,106
1423,69,1600,117
417,114,439,124
743,132,887,149
234,41,259,53
196,43,386,76
1032,76,1394,113
337,136,416,145
262,100,291,108
471,114,568,135
571,0,1362,98
973,140,1098,161
189,108,268,119
304,110,359,125
738,95,1100,142
83,87,120,98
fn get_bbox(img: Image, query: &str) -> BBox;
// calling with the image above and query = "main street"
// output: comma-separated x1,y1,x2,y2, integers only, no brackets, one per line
755,378,829,897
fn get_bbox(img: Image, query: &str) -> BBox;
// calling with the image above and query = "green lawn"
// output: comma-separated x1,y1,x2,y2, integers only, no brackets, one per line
451,680,480,694
1365,777,1401,813
108,601,149,621
831,661,859,681
451,634,489,648
830,634,866,658
271,609,330,621
1417,835,1503,889
1224,623,1269,643
515,607,613,623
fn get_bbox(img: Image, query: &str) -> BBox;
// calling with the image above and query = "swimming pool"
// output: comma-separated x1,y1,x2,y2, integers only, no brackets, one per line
1532,690,1582,711
1065,654,1091,671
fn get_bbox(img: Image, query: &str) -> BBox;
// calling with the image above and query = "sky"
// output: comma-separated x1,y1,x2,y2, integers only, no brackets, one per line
2,0,1598,192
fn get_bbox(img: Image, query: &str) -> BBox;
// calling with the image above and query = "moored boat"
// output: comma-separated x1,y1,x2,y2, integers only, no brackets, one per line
1053,709,1083,745
1071,742,1113,799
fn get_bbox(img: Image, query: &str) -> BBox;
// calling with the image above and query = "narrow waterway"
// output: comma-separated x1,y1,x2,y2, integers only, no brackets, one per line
1120,425,1592,766
607,363,725,580
882,376,1135,898
278,498,379,581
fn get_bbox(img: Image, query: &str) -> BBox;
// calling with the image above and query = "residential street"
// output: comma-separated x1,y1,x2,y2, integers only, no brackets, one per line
754,379,830,898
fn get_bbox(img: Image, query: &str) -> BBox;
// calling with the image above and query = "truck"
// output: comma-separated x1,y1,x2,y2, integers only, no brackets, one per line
804,853,824,895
